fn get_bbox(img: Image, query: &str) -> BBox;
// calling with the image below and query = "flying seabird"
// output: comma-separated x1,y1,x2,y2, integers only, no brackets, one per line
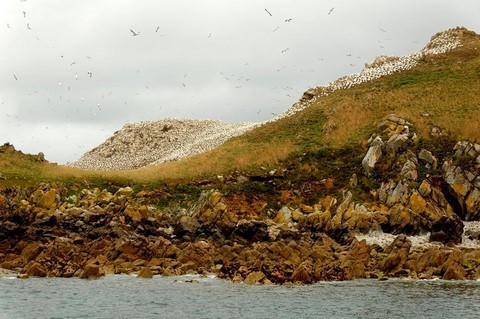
13,74,17,80
285,19,293,22
328,7,335,15
87,71,92,78
281,48,290,53
273,26,280,32
155,26,160,32
264,8,272,16
130,29,140,36
22,11,26,18
27,23,31,30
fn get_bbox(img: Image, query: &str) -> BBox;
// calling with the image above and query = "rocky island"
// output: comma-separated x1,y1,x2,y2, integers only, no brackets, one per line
1,27,480,284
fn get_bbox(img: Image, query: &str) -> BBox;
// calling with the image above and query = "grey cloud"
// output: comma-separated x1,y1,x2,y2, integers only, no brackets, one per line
1,0,478,164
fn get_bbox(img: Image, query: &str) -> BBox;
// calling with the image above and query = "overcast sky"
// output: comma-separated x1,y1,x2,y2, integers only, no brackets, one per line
1,0,479,164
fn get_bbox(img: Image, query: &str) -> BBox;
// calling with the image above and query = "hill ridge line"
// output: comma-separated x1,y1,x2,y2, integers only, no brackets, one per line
275,27,464,121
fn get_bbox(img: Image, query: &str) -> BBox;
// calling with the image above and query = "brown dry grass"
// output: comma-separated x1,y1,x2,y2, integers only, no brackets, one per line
120,138,297,182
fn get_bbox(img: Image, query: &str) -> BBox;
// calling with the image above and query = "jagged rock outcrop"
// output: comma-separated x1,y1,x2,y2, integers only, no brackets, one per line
442,141,480,220
1,179,480,283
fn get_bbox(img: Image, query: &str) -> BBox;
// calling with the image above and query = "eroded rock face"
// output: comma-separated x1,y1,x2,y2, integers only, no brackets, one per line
442,141,480,221
362,143,382,176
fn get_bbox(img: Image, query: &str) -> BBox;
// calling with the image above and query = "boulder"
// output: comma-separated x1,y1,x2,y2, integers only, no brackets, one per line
400,159,418,181
275,206,292,224
386,205,413,234
386,181,409,207
418,180,432,197
380,235,411,275
137,267,154,278
465,189,480,220
442,158,478,220
21,242,44,262
327,224,355,246
408,192,426,215
22,261,47,277
115,187,134,197
362,144,382,176
80,263,105,279
418,149,437,168
332,191,353,226
244,271,265,284
124,205,148,222
37,189,57,210
175,216,200,237
442,250,466,280
416,247,448,274
341,240,372,279
386,133,409,156
429,215,464,245
233,220,269,242
291,261,313,283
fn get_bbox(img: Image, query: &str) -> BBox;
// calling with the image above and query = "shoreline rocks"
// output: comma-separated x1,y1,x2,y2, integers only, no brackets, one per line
2,113,480,284
1,181,479,283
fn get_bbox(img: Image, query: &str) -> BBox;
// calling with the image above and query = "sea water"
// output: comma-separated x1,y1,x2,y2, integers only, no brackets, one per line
1,275,479,319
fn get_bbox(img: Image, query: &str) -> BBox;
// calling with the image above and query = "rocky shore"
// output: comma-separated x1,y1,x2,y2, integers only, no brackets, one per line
2,27,480,283
0,184,479,283
2,114,480,283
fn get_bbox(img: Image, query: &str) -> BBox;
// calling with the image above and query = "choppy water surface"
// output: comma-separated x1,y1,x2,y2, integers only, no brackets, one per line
1,275,479,319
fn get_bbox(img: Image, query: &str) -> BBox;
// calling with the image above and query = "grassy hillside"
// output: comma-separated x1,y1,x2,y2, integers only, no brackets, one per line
1,27,480,189
131,28,480,181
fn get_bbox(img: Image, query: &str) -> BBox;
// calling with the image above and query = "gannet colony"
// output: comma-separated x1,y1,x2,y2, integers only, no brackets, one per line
68,28,464,171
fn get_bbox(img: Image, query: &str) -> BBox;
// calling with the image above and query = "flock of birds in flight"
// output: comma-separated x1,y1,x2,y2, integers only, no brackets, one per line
4,5,399,136
3,3,416,161
8,5,343,113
